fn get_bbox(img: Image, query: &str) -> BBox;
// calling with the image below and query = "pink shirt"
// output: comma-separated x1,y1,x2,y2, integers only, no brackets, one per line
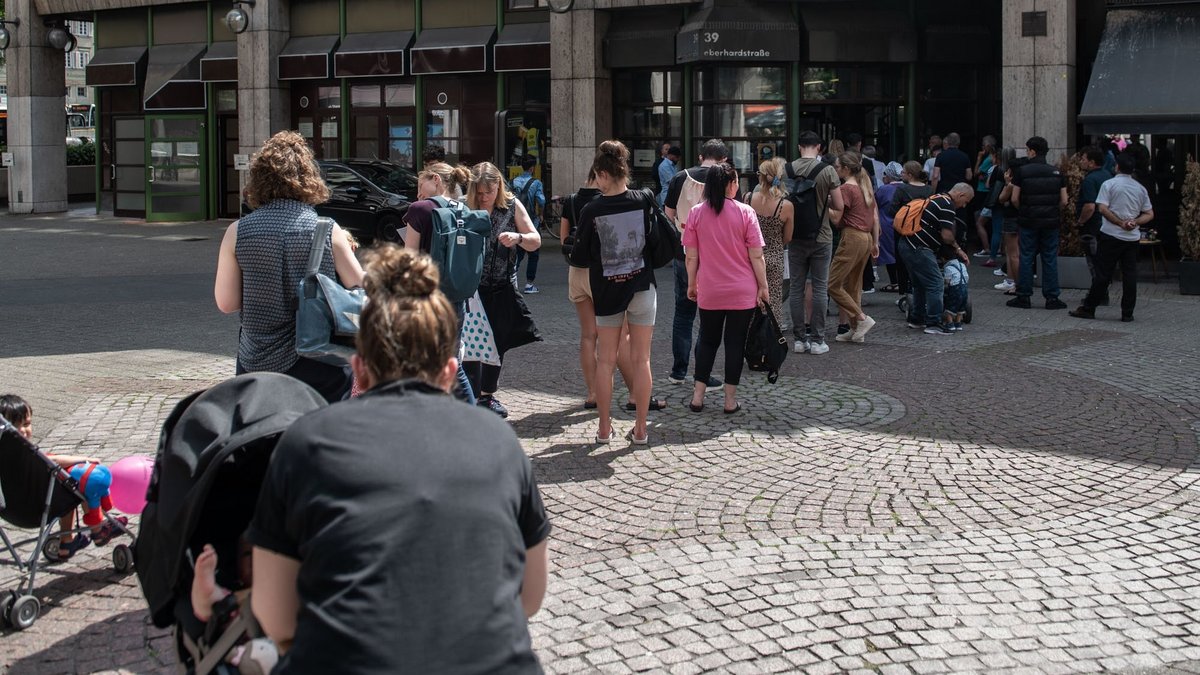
682,199,765,310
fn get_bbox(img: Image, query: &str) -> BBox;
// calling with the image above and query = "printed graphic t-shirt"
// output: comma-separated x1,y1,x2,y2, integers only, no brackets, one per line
681,199,766,311
570,190,655,316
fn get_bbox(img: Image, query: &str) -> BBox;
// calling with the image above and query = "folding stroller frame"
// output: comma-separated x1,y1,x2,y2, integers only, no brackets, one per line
0,419,134,630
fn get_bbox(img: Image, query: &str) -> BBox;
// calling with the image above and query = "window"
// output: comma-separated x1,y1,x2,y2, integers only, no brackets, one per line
0,85,7,96
693,66,788,174
612,69,684,189
509,0,548,8
322,166,364,190
77,87,87,98
345,81,417,168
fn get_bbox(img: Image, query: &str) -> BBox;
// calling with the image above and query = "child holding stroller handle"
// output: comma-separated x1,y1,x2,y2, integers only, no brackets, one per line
0,394,127,561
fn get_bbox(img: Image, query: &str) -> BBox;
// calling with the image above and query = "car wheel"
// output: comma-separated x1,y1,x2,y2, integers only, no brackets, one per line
376,214,404,244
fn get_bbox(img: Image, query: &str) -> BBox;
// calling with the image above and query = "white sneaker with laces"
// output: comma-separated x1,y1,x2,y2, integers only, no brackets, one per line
993,268,1007,277
994,279,1015,291
794,339,809,354
851,316,876,341
809,341,830,355
523,284,539,294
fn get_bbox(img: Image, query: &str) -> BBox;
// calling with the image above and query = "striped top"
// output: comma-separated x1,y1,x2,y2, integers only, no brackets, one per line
901,194,957,252
235,200,338,373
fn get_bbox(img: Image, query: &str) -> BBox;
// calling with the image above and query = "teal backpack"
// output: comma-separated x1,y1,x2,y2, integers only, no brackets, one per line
428,196,493,303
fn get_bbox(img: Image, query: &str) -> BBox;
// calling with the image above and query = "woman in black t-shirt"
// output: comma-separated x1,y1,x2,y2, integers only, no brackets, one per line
570,141,656,445
250,246,550,674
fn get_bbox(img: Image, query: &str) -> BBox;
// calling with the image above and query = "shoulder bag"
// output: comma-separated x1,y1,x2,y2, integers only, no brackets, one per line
295,218,368,365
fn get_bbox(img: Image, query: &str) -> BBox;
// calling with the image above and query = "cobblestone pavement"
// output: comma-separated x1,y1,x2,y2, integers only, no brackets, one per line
2,210,1199,674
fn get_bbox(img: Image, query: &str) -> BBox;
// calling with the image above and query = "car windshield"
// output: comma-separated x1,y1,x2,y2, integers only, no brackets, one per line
350,163,416,198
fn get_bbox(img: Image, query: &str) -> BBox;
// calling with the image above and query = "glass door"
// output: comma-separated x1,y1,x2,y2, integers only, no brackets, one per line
111,116,146,218
145,115,207,222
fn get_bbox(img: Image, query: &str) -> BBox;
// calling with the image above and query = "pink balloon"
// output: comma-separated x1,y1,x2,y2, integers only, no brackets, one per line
109,455,154,514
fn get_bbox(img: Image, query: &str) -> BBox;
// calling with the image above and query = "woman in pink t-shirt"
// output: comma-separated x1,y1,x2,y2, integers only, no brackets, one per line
682,163,769,415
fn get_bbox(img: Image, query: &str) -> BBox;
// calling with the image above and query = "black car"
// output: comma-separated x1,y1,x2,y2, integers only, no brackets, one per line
316,159,418,244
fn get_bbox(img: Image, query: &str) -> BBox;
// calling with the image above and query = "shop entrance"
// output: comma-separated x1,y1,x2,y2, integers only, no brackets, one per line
145,115,207,222
796,104,904,161
110,116,147,219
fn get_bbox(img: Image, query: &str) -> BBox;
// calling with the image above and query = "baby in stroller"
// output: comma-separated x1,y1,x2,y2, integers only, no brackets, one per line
0,394,128,561
135,372,326,675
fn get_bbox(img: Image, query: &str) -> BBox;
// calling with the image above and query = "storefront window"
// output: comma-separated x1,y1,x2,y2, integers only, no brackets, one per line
693,66,788,174
803,66,906,102
340,81,419,167
612,69,684,190
351,85,382,108
293,83,342,159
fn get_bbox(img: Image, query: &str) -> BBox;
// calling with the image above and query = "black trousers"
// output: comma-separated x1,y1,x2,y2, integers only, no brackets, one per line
694,308,755,387
466,361,502,396
1083,233,1138,315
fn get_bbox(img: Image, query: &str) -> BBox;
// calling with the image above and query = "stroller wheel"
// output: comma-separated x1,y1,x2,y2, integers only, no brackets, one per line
8,595,40,630
113,544,134,573
964,301,973,324
0,591,15,627
41,535,62,563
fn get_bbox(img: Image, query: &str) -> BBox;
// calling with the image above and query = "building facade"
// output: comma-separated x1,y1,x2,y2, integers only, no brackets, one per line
3,0,1197,221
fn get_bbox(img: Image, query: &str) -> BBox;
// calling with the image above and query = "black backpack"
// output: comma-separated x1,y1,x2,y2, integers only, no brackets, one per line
744,305,788,384
785,161,830,240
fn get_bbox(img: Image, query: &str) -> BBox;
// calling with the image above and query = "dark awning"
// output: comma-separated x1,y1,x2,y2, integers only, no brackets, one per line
801,4,916,62
677,1,800,64
201,41,237,82
278,35,339,80
1079,7,1200,134
335,31,414,78
144,43,206,110
409,26,495,75
494,22,549,72
604,10,680,69
86,46,147,87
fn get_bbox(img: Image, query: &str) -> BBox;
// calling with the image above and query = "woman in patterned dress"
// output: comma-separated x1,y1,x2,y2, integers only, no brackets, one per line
214,131,364,402
464,162,541,418
746,158,794,326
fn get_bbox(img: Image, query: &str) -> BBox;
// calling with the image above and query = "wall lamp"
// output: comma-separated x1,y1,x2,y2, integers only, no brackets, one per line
46,21,77,53
225,0,256,35
0,19,19,51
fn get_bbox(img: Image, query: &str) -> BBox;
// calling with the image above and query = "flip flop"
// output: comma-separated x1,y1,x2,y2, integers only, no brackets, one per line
625,397,667,411
626,430,649,446
723,403,742,415
688,401,704,413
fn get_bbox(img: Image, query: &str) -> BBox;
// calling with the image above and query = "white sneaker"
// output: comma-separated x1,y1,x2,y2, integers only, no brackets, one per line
667,374,685,385
794,339,809,354
994,279,1015,291
808,341,830,355
851,316,876,342
993,268,1007,277
834,330,854,342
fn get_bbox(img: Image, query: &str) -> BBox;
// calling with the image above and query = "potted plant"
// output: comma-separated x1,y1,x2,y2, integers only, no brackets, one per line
1054,153,1093,289
1179,155,1200,295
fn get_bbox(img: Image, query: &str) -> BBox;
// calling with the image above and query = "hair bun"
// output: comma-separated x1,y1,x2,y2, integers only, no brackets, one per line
364,244,440,299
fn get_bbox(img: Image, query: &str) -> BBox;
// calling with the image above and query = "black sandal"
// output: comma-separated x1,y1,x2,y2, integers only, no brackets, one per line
688,401,704,413
583,400,597,409
56,534,90,561
625,397,667,411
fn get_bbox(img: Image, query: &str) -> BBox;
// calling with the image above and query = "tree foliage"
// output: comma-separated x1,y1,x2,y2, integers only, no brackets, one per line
1179,156,1200,260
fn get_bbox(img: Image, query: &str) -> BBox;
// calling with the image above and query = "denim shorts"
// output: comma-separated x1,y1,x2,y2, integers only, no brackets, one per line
596,288,657,327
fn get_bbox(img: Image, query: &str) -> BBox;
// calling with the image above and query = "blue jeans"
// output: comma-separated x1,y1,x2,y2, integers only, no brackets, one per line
515,247,540,283
1017,226,1060,299
944,283,969,314
670,258,697,379
898,244,943,327
454,301,476,405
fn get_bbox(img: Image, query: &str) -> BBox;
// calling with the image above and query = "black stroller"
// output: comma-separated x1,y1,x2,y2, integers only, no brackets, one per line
0,419,134,630
135,373,326,675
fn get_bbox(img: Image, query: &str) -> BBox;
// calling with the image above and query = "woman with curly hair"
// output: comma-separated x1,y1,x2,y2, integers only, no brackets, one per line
214,131,364,402
464,161,541,418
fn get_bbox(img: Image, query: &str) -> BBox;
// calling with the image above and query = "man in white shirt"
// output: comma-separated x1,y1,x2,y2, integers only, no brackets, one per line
1069,153,1154,322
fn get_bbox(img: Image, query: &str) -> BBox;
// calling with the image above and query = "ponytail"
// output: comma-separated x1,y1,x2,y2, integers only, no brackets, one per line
837,152,874,209
703,162,737,215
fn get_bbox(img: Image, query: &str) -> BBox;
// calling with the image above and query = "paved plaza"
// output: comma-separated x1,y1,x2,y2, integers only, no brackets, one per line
1,210,1199,674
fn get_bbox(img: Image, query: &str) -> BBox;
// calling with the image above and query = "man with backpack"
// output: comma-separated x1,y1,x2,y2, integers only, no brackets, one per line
784,131,844,355
894,183,974,334
512,156,545,294
663,139,729,386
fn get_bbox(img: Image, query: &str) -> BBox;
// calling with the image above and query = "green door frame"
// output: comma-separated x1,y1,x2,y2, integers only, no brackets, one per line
145,113,208,222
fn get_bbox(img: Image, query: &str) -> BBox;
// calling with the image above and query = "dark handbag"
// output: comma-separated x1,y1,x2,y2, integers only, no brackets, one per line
639,189,681,269
295,217,367,365
478,281,542,356
744,304,788,384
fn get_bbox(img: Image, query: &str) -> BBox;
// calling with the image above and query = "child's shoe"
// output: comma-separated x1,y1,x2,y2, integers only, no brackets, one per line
93,516,129,546
56,534,90,561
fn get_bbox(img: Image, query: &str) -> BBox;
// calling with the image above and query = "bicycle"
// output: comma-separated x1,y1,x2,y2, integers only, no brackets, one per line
538,196,563,241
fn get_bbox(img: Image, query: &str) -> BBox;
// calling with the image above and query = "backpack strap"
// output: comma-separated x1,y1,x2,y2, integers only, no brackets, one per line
808,163,831,224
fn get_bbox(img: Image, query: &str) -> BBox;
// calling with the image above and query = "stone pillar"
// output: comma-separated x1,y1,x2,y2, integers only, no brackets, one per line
237,0,290,161
1002,0,1076,162
4,0,67,213
549,5,610,197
